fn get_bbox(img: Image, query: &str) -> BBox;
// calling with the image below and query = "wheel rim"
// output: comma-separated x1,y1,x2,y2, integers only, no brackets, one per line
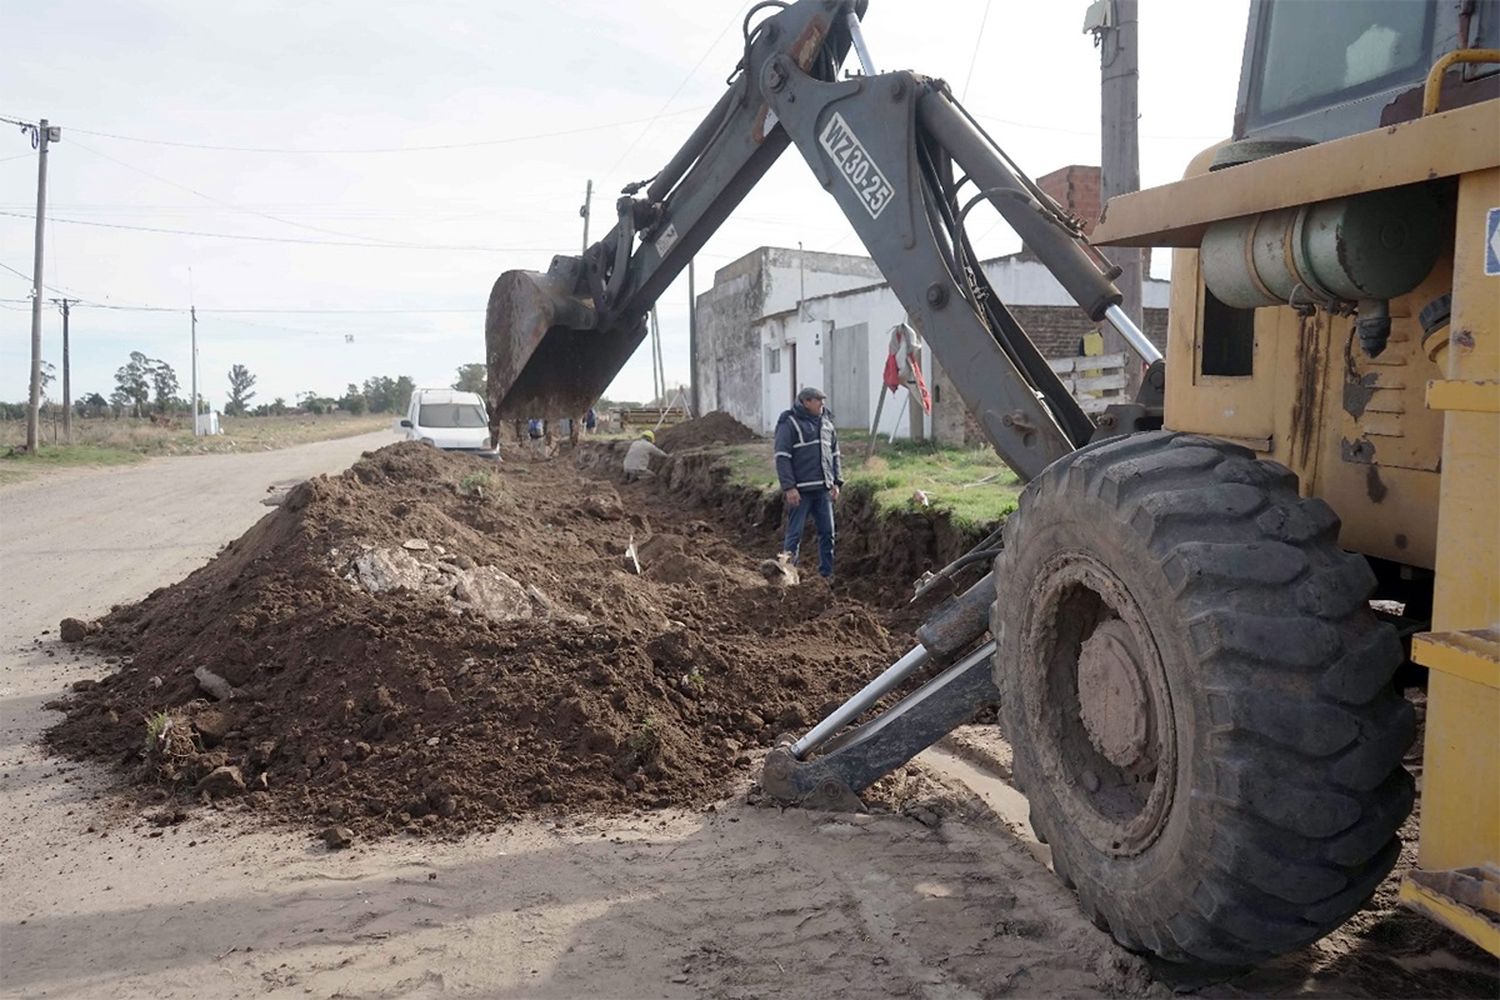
1020,550,1177,857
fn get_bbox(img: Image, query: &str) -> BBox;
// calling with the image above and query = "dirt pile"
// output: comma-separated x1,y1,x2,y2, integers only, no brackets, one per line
655,410,757,452
47,442,896,836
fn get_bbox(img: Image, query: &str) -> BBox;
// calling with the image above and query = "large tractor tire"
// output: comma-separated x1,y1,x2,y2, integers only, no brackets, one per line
991,431,1415,968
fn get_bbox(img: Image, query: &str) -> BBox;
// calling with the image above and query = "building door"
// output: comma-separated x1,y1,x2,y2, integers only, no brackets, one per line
825,322,868,430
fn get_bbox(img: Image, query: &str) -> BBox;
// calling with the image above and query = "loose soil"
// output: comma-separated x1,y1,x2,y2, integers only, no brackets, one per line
46,441,907,837
654,409,758,452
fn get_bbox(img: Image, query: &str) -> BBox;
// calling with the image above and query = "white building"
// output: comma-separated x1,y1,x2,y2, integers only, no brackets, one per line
693,164,1173,446
694,246,1170,445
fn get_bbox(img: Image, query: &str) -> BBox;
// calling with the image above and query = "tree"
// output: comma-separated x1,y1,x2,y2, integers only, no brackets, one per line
393,376,415,413
297,391,338,415
226,364,257,416
113,352,152,417
452,363,486,394
340,383,367,415
148,359,180,414
38,361,56,403
360,375,394,413
75,392,108,418
359,374,417,414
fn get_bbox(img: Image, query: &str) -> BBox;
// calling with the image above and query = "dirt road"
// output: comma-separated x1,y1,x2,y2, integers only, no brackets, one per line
0,430,396,633
0,435,1150,999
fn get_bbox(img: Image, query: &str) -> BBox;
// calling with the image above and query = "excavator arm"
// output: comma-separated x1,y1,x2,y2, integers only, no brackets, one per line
486,0,1163,804
487,0,1159,478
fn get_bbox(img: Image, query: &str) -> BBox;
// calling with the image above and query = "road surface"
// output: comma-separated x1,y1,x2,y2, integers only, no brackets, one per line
3,436,1484,998
0,431,396,634
0,432,1151,999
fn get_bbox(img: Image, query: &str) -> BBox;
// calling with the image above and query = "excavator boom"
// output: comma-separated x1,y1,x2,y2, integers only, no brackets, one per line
484,0,1158,478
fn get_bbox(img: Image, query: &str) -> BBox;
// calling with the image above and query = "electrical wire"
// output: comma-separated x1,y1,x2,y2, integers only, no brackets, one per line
0,108,711,155
967,108,1221,142
959,0,993,102
601,3,754,188
0,261,483,315
0,210,567,253
66,139,467,247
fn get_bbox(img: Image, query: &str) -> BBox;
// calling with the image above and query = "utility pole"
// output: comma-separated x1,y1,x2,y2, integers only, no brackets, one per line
51,298,74,442
579,179,593,253
687,258,699,415
1089,0,1143,393
191,305,200,435
26,118,59,453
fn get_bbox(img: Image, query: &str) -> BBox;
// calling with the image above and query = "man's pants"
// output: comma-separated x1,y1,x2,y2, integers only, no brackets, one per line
783,488,835,577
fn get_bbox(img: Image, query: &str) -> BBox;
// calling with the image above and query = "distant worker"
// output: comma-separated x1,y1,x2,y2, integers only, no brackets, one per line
775,386,842,578
585,407,598,433
623,429,666,481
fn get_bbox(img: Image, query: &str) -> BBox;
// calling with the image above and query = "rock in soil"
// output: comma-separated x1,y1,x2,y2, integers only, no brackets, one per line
196,765,246,798
59,617,91,643
320,825,354,849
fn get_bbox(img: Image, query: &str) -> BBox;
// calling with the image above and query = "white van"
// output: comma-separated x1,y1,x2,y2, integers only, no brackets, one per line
398,388,499,457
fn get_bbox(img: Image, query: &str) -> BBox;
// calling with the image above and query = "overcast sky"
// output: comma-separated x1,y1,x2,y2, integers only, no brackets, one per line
1,0,1247,411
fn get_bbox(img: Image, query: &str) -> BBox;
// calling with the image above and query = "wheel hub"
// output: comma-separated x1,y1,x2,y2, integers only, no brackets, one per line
1077,619,1150,770
1020,553,1177,858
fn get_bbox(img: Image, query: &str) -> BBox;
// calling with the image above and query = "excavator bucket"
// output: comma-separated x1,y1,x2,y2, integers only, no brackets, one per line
484,265,645,433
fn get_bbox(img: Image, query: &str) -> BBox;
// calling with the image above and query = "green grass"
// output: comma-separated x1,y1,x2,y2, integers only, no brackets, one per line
0,444,145,485
719,437,1021,531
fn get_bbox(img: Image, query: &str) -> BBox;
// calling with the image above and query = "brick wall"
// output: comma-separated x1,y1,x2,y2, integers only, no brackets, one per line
1033,164,1151,273
930,305,1168,447
1035,165,1102,235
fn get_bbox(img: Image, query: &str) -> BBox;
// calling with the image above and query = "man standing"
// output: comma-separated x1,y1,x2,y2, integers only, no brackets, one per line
623,429,666,481
775,387,842,578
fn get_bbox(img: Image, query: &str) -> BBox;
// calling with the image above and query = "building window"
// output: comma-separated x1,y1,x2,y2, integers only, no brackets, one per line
767,347,781,374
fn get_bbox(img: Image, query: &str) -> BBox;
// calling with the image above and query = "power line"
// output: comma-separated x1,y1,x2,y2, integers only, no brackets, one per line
0,210,569,252
967,108,1220,141
0,107,709,155
0,262,482,315
67,139,464,247
602,2,751,186
960,0,993,103
0,258,90,301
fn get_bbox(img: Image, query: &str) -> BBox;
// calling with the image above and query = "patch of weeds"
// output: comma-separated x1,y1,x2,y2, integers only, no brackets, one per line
628,715,661,754
144,710,171,753
459,471,494,498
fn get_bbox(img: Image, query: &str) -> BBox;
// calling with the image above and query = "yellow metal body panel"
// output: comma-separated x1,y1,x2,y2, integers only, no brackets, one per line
1413,630,1500,690
1399,876,1500,957
1092,101,1500,248
1162,252,1448,567
1411,168,1500,899
1428,379,1500,413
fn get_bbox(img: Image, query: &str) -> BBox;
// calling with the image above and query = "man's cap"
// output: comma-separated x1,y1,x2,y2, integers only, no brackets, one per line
797,386,827,403
641,429,655,442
